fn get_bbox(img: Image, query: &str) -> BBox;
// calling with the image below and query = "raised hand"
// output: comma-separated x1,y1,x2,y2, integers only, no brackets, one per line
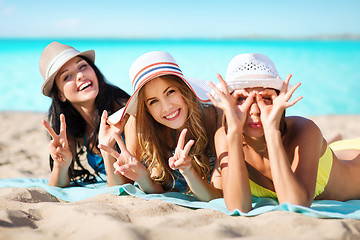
98,110,129,147
256,74,303,130
207,74,255,130
41,114,72,169
168,128,195,175
98,132,148,182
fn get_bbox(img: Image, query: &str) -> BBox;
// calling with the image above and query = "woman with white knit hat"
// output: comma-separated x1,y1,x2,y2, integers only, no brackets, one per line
208,53,360,213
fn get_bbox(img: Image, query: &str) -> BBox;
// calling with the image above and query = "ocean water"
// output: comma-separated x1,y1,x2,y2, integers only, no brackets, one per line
0,39,359,116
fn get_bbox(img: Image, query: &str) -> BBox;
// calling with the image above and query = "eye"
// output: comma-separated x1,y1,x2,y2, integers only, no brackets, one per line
149,99,158,105
236,96,247,105
167,89,176,95
261,95,273,104
63,74,72,82
79,63,88,70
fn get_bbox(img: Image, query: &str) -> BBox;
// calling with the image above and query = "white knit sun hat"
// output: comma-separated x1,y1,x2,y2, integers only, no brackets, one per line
224,53,285,93
108,51,211,124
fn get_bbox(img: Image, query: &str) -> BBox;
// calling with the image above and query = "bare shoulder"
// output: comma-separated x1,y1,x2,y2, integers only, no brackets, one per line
285,116,324,148
286,116,322,135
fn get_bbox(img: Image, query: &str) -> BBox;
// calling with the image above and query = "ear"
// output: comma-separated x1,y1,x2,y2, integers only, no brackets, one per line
58,92,67,102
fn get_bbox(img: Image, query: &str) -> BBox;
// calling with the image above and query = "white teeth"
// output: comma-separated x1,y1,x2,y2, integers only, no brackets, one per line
79,82,91,91
165,110,179,119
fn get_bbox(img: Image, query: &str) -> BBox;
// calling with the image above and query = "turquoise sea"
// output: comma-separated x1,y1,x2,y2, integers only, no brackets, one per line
0,39,359,116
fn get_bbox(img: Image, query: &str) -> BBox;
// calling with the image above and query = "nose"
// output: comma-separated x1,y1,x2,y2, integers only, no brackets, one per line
161,99,172,113
249,99,260,116
76,71,84,81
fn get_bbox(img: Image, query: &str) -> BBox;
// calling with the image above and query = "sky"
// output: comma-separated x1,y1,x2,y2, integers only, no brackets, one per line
0,0,359,39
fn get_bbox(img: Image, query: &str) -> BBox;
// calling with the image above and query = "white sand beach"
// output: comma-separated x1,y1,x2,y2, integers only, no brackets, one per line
1,111,360,240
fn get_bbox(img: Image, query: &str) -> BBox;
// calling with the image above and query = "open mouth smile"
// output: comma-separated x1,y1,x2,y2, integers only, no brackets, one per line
78,80,92,91
164,109,180,120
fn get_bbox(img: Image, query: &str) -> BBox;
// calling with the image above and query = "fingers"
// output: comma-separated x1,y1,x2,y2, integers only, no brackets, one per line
100,110,108,128
207,81,221,96
55,147,68,161
113,161,123,175
168,156,176,169
287,82,301,97
216,73,230,94
41,119,58,140
113,113,129,134
98,143,120,159
287,96,303,107
175,128,188,151
242,91,255,110
172,158,186,169
59,137,69,150
285,74,292,84
207,78,228,100
183,139,194,156
207,92,219,107
59,114,67,139
281,74,292,93
112,133,127,153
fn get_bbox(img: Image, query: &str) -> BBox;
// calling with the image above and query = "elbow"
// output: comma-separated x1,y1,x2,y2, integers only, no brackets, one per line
195,189,223,202
224,197,252,213
278,192,313,208
226,201,252,213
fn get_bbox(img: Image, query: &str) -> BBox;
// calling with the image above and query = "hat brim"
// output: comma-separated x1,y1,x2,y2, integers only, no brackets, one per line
212,77,294,101
107,72,211,125
226,77,285,92
41,50,95,97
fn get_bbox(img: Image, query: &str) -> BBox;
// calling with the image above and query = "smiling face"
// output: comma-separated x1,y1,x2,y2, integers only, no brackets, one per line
54,56,99,106
143,76,189,130
233,87,277,137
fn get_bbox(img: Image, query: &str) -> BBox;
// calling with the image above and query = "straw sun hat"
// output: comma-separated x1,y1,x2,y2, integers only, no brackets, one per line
39,41,95,97
108,51,211,124
223,53,286,93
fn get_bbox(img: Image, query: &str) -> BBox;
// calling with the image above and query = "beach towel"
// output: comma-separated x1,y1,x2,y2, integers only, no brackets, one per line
1,177,360,219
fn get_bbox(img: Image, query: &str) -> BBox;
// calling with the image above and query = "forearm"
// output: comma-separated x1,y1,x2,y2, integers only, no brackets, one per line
265,128,311,206
223,130,252,212
181,167,222,201
49,165,70,187
136,174,165,194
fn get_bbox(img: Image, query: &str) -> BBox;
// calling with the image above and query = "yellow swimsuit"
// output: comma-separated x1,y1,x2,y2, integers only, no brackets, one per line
249,138,360,198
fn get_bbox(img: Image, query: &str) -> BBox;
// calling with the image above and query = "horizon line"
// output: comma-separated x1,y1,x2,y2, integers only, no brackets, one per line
0,34,360,41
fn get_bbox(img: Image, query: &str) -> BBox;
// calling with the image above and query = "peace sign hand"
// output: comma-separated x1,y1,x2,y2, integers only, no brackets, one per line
98,110,129,147
168,128,195,175
256,74,303,130
41,114,72,169
98,133,148,182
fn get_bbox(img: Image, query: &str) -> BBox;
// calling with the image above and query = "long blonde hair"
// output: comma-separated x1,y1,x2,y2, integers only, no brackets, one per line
136,75,210,191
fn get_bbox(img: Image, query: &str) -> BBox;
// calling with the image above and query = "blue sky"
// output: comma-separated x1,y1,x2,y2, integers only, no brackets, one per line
0,0,359,39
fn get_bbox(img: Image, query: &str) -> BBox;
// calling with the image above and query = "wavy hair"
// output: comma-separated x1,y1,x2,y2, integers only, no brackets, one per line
136,75,210,191
47,56,130,184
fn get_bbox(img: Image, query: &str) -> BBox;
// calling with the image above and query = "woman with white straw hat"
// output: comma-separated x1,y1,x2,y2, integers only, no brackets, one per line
208,53,360,213
99,51,222,201
40,41,131,187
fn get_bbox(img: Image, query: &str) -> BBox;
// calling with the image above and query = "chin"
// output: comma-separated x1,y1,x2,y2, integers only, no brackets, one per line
244,129,264,138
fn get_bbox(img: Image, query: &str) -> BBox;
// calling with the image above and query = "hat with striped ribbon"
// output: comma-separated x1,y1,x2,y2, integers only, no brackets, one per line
108,51,211,124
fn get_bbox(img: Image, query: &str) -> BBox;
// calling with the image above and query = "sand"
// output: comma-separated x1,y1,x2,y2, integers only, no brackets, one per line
1,111,360,240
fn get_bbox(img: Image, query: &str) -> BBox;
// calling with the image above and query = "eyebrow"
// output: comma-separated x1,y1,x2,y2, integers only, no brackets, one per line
146,86,171,104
